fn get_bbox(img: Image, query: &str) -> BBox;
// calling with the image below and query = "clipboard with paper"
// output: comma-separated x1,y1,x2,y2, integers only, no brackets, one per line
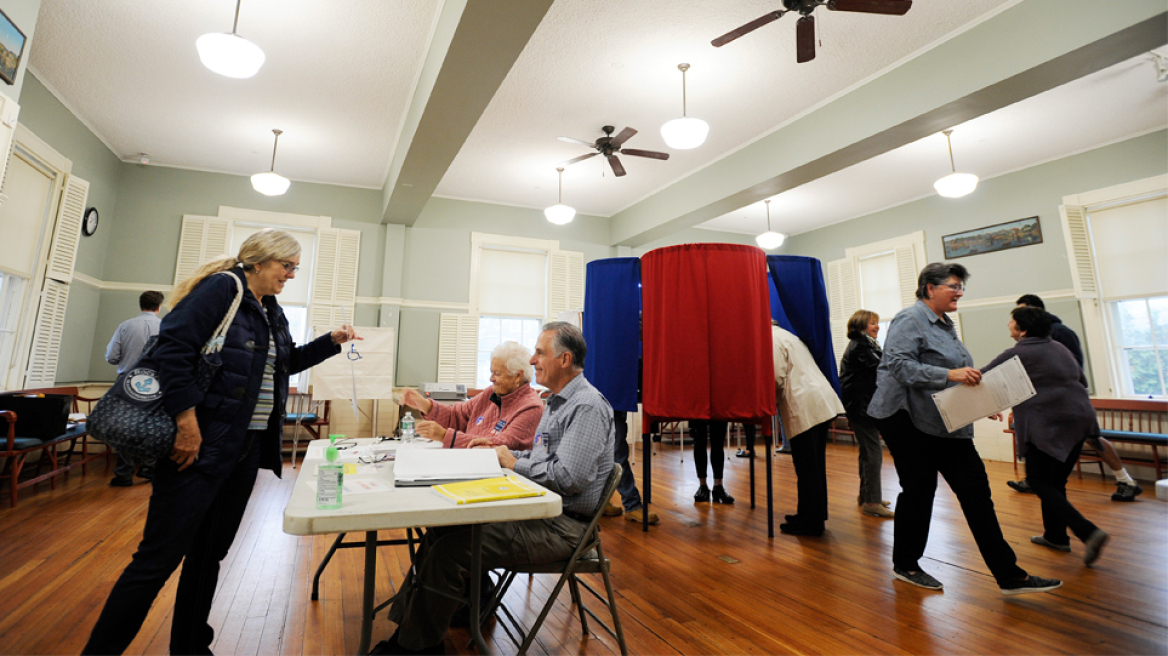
931,355,1036,433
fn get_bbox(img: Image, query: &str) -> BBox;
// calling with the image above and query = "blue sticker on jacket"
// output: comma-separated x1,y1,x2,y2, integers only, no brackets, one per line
494,419,507,432
475,416,484,425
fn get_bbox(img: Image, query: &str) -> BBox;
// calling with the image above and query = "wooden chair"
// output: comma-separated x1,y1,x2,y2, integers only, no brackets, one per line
487,464,628,655
284,389,331,468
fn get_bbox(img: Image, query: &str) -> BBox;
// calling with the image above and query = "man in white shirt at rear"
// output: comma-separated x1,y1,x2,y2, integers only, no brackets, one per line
105,290,164,486
773,321,845,537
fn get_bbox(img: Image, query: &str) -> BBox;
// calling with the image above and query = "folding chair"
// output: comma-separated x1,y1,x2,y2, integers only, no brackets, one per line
488,464,628,655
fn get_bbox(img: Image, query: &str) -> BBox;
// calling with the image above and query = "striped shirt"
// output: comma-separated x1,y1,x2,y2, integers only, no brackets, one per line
249,316,278,430
510,374,614,516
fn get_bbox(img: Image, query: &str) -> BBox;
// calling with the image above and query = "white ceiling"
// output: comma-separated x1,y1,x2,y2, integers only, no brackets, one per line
25,0,1167,238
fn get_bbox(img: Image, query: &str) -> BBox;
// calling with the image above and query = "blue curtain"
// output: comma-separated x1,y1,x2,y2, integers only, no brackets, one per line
767,255,841,394
583,258,641,412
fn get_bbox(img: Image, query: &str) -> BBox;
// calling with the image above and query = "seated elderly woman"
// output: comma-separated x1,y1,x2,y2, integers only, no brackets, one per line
401,341,542,450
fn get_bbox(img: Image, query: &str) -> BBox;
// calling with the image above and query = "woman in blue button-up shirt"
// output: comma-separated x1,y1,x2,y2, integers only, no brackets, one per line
867,262,1061,596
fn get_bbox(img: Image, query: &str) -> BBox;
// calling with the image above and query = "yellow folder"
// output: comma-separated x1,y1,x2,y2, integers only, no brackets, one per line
432,476,546,505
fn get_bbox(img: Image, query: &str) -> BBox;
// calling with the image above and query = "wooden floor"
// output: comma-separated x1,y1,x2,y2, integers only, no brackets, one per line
1,442,1165,656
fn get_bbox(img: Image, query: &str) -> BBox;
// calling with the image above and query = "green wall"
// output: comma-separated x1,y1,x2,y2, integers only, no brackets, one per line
1,0,40,102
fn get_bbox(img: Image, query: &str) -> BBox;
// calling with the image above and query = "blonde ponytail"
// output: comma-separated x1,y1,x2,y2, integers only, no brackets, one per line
169,255,239,308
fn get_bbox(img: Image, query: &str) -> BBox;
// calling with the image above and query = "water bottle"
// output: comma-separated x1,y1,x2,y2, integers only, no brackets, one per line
316,444,343,510
401,411,415,444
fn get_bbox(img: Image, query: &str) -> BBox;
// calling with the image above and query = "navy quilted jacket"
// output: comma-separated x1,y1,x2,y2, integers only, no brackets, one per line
151,267,340,478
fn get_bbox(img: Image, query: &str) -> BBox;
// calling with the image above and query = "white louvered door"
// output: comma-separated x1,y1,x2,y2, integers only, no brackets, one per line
437,313,478,387
309,227,360,331
44,176,88,284
547,250,584,321
1059,204,1099,299
894,245,918,309
24,280,70,387
174,216,232,286
827,258,858,366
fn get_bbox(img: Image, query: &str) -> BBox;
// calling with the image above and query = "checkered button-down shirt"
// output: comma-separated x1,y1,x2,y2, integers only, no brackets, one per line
511,373,614,516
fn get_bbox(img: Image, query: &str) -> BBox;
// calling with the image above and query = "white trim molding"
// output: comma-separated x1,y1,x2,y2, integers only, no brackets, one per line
217,206,333,229
72,272,173,293
956,289,1076,309
356,295,469,311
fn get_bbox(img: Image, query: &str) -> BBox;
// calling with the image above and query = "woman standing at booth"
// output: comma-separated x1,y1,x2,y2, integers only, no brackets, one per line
83,229,358,655
839,309,894,518
867,262,1061,595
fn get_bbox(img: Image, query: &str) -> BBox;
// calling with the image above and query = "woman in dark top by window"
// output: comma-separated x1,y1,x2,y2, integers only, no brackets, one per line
839,310,893,518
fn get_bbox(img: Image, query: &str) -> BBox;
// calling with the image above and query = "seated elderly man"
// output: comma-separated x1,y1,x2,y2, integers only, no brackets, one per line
376,322,615,655
402,341,542,450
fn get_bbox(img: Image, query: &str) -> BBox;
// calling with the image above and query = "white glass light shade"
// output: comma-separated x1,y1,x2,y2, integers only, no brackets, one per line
660,117,709,150
544,204,576,225
933,172,979,198
755,231,785,250
251,171,290,196
197,32,265,78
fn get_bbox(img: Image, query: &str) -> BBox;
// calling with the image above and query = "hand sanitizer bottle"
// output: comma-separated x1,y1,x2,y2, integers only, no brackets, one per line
316,444,343,510
401,411,415,444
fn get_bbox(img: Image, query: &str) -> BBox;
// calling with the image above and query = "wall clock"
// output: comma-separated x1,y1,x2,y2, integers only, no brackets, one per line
82,207,99,236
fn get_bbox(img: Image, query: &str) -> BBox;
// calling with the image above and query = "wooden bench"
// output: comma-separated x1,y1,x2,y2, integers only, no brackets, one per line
0,387,107,507
1006,398,1167,480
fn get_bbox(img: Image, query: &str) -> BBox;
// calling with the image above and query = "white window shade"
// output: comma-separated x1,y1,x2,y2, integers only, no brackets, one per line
1089,196,1168,300
0,153,55,278
858,253,900,320
232,225,315,305
478,248,547,317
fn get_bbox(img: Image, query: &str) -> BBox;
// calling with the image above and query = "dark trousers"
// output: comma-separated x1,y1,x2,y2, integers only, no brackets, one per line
113,451,156,480
850,414,884,505
877,411,1026,584
83,448,260,655
613,411,643,511
789,420,830,528
1026,441,1098,545
690,420,727,480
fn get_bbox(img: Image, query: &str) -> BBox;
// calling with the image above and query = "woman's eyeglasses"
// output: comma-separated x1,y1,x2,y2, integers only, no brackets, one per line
358,454,393,464
278,261,300,273
938,283,965,292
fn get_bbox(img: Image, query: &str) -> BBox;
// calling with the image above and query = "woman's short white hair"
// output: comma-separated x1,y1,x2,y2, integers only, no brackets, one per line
491,341,534,383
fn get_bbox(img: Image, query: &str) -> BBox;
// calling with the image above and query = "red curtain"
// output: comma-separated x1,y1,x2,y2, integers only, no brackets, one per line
642,243,775,421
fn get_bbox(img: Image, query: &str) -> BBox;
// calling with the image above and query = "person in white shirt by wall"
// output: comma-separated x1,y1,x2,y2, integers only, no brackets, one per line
105,290,165,486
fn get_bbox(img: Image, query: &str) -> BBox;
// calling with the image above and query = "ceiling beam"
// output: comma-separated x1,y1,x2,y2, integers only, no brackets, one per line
609,0,1168,247
381,0,553,226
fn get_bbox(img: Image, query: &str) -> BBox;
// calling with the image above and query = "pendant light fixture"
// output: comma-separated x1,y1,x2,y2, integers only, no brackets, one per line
544,167,576,225
251,129,290,196
660,63,709,150
755,199,785,250
933,129,979,198
196,0,266,79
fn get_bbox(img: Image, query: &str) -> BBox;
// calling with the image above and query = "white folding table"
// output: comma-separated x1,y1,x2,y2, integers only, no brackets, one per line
283,438,562,654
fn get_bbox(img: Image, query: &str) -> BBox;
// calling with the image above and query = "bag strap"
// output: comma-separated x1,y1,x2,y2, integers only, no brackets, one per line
201,272,246,356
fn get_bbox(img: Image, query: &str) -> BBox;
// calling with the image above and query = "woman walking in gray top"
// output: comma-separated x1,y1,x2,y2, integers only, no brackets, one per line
982,306,1109,565
867,262,1061,595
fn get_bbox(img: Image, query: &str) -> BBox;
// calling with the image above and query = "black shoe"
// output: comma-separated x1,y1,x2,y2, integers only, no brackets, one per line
693,485,710,503
1083,529,1110,566
735,449,754,458
370,630,446,655
1007,479,1034,494
1000,575,1062,596
109,477,133,487
779,522,823,537
893,567,943,590
784,514,799,524
1030,535,1071,552
1112,482,1143,501
712,485,734,504
137,467,154,481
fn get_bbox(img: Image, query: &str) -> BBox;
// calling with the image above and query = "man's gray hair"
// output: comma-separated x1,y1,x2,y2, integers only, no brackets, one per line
915,262,970,300
542,321,587,371
490,341,534,382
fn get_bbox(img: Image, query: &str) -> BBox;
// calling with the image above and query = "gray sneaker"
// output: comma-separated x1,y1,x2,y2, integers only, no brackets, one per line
893,567,943,590
1112,482,1143,501
1084,529,1110,566
1000,575,1062,595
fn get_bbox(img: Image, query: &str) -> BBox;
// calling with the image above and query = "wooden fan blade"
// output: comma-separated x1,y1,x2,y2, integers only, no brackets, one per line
610,127,638,148
557,136,595,147
712,10,785,47
558,152,598,167
607,155,626,177
621,148,670,161
796,15,815,63
828,0,912,15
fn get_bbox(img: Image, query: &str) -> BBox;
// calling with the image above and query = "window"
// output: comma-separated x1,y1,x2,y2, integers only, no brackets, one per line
476,316,541,389
857,252,899,346
0,272,25,382
1110,297,1168,398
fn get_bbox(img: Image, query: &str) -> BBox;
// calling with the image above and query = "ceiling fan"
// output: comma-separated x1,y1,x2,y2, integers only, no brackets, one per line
712,0,913,63
556,126,670,177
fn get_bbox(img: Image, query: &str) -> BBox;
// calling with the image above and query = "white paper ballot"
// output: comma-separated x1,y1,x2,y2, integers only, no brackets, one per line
393,447,503,486
932,355,1037,433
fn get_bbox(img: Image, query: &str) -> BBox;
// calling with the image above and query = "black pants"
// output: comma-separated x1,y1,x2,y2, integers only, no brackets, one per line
877,411,1026,584
613,411,642,511
789,420,830,528
1026,441,1098,545
690,420,727,479
83,441,261,655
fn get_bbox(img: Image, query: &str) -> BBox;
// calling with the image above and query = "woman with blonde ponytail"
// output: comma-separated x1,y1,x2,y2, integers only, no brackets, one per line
84,228,361,655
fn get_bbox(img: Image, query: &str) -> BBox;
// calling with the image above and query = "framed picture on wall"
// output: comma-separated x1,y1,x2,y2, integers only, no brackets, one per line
0,9,26,86
942,216,1043,259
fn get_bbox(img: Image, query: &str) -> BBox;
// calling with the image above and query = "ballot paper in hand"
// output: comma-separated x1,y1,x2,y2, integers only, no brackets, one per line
393,447,503,487
932,355,1036,433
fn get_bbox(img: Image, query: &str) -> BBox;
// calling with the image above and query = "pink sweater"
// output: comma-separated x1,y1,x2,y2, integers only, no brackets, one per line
424,384,543,450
